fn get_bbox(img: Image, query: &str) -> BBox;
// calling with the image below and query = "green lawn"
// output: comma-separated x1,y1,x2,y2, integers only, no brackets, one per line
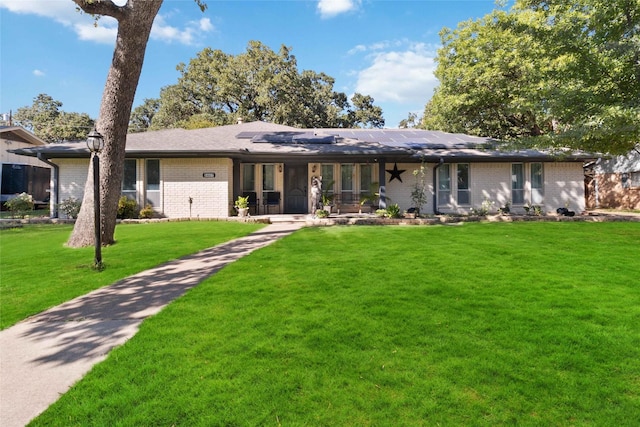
29,222,640,426
0,221,264,329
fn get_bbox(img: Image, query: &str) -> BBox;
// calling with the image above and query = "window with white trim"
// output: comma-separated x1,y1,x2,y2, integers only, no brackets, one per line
457,163,470,205
122,159,137,200
242,164,255,191
262,164,275,191
360,164,374,195
512,163,524,204
438,164,451,205
341,164,354,203
531,162,544,204
145,159,160,207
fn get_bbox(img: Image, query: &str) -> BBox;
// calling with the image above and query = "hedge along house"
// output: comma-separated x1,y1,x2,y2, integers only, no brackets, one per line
1,126,51,207
12,121,592,219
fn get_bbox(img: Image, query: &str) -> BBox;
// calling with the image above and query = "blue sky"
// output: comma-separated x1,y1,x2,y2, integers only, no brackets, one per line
0,0,501,128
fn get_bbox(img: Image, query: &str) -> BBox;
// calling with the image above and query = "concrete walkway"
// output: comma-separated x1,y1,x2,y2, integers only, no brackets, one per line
0,222,304,427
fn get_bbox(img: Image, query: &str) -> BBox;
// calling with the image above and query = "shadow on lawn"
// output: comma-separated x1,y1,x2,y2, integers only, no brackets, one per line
18,223,302,367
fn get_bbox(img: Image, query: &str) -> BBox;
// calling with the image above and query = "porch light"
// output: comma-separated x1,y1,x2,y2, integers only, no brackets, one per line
86,128,105,153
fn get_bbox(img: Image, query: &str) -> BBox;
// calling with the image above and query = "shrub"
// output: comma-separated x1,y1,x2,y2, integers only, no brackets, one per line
471,198,494,216
410,163,428,215
4,193,34,218
117,196,139,219
58,197,82,219
315,209,329,218
524,204,543,216
139,204,155,219
386,203,402,218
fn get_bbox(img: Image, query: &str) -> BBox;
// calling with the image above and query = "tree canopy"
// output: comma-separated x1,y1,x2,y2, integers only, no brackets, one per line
131,41,385,131
421,0,639,155
13,94,95,143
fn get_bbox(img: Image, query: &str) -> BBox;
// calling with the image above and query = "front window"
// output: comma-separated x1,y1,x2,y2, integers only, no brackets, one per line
360,164,374,195
457,164,470,205
531,163,544,204
262,164,275,191
512,163,524,204
341,164,354,202
146,159,160,207
438,164,451,205
321,164,334,190
122,159,137,200
242,164,255,191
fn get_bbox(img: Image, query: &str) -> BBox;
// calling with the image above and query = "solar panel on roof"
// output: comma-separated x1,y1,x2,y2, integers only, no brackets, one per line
292,134,335,144
248,132,336,144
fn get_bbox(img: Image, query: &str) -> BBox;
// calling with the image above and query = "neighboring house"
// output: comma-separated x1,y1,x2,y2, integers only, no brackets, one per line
12,121,592,218
0,126,51,207
585,148,640,210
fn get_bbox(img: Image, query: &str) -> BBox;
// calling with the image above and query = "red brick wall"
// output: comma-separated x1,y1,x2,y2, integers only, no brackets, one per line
587,173,640,210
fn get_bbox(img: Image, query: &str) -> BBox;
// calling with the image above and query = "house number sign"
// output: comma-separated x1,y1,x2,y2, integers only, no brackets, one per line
203,172,216,178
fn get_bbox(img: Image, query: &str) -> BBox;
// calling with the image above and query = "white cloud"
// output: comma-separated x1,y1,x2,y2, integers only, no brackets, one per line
347,44,367,55
75,19,119,44
33,69,45,77
151,15,214,45
0,0,214,45
198,17,213,32
317,0,360,19
0,0,80,25
354,43,439,105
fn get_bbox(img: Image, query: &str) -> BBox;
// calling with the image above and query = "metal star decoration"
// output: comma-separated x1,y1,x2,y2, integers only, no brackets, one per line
386,163,406,183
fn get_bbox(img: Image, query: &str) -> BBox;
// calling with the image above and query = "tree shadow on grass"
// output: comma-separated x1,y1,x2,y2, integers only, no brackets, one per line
17,223,303,367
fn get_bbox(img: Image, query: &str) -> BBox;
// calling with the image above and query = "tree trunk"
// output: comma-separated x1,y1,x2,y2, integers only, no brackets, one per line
67,0,163,248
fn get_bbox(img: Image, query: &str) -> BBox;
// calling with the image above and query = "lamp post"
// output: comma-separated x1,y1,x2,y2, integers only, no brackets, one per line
87,129,104,268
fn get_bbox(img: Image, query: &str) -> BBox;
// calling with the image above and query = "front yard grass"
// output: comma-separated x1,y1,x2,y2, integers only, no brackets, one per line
31,222,640,425
0,221,264,329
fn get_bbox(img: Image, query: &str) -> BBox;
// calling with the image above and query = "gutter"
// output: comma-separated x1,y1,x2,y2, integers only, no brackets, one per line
37,153,59,218
433,157,444,215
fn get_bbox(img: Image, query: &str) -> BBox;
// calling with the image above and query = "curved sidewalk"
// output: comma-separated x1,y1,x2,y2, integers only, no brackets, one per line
0,222,304,427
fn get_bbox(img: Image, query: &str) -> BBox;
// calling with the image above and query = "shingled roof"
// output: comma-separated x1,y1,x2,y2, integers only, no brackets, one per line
10,121,592,162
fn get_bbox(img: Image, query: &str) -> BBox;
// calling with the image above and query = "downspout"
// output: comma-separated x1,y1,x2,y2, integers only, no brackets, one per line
433,157,444,215
37,153,59,218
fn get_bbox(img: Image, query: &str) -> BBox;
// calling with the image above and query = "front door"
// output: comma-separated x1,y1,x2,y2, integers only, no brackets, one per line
285,164,307,214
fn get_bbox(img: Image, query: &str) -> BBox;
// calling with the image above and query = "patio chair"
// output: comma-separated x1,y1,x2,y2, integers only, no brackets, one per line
263,191,281,214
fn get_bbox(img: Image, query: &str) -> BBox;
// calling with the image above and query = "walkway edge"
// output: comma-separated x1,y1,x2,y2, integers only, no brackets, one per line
0,222,304,427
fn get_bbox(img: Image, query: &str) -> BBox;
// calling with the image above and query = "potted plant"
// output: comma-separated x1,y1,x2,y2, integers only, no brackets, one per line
234,195,250,217
404,207,417,219
321,193,333,213
321,180,334,213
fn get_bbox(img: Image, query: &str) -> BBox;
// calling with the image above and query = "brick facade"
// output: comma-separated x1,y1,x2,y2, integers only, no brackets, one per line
161,158,232,218
51,158,587,218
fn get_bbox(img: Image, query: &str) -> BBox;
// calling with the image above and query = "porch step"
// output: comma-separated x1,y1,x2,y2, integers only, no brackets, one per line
267,214,308,223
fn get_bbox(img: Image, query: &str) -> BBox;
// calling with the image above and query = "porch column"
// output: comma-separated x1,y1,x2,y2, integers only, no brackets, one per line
378,161,387,209
232,159,241,201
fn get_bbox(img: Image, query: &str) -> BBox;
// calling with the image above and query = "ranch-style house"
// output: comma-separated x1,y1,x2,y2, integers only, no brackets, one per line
12,121,592,218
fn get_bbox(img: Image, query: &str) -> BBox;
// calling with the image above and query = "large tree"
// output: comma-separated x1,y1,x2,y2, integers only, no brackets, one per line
422,0,639,155
128,97,160,133
13,93,94,143
144,41,384,130
68,0,205,248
